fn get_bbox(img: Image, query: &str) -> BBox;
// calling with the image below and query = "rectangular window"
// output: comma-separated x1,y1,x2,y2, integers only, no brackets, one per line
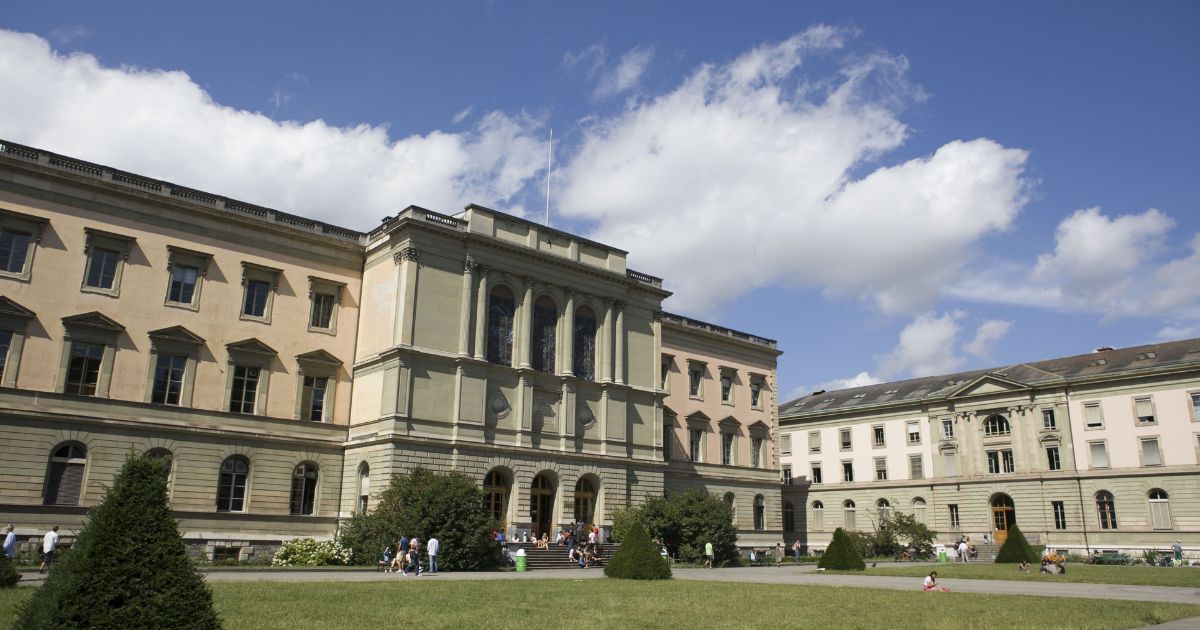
941,419,955,440
660,357,671,390
874,457,887,481
751,437,763,468
948,504,960,529
242,280,270,318
782,466,792,485
688,366,702,397
840,428,852,450
907,422,920,445
1084,402,1104,429
1046,446,1061,471
65,342,104,396
811,464,823,484
151,354,187,406
720,375,733,403
942,450,958,476
0,330,12,383
987,450,1001,474
1191,392,1200,421
909,454,923,480
722,433,734,466
1140,437,1162,466
809,431,821,453
872,425,885,447
167,265,199,305
842,461,854,483
781,433,791,455
1002,449,1015,473
0,228,32,274
84,247,119,290
230,365,260,414
750,380,762,408
689,429,703,463
1042,408,1057,430
1089,441,1109,469
1134,397,1155,425
310,293,336,329
302,376,328,421
1052,501,1067,530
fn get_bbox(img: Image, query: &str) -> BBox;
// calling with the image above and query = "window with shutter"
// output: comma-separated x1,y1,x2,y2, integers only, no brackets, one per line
1089,441,1109,468
44,444,87,506
1148,489,1171,530
1141,437,1162,466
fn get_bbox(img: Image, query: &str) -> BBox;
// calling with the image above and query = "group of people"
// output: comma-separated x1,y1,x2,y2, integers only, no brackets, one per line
383,533,439,576
955,537,977,562
4,523,60,575
558,523,601,568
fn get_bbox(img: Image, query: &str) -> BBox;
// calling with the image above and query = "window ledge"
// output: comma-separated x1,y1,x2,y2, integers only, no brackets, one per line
239,314,272,325
0,270,31,283
80,285,120,298
164,300,200,313
307,326,337,336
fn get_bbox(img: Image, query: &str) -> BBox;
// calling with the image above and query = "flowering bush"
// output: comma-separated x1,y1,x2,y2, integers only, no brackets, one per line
272,538,353,566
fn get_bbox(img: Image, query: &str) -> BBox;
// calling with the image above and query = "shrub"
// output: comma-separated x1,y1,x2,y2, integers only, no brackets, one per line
604,519,671,580
272,538,353,566
818,528,866,570
337,467,499,571
0,552,19,588
16,453,219,629
995,524,1039,563
635,489,738,566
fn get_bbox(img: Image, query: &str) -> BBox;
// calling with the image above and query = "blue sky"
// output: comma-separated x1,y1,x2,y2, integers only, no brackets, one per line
3,1,1198,400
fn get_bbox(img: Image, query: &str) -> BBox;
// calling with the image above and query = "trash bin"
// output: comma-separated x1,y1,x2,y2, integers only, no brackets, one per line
515,547,527,572
937,546,947,563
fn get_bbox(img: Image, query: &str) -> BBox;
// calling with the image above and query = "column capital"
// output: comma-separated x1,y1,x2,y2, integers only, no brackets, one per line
477,265,490,277
464,256,479,272
524,276,537,289
652,310,665,321
394,246,420,263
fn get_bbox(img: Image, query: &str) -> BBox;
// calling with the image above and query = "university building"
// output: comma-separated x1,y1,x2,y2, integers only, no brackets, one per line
779,341,1200,555
0,139,782,559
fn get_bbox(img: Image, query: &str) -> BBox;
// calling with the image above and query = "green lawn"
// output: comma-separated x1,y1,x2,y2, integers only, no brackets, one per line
3,580,1198,629
841,563,1200,588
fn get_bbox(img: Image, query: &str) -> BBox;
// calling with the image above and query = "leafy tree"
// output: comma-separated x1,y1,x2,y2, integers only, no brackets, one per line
845,509,937,558
634,489,738,566
995,524,1039,563
609,508,642,544
16,453,218,629
0,552,19,588
338,467,500,570
604,519,671,580
818,527,866,570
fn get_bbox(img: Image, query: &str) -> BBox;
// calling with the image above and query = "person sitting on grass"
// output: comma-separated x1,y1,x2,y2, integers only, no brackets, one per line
1018,560,1030,573
923,571,950,592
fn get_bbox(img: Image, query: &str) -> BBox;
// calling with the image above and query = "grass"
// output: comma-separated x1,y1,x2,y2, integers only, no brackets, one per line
2,580,1198,630
840,563,1200,588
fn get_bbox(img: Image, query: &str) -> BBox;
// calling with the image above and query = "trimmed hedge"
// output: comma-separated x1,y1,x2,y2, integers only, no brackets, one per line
818,528,866,570
604,519,671,580
995,524,1039,563
0,552,19,588
16,453,219,629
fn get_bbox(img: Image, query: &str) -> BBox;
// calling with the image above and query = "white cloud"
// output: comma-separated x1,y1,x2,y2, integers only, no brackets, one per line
964,319,1012,358
816,371,882,392
877,311,965,378
452,106,474,124
595,46,654,98
47,25,92,45
0,30,547,228
558,27,1030,315
562,43,607,77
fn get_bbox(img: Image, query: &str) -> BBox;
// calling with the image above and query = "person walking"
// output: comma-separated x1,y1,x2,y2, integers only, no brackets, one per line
1173,540,1183,566
427,536,439,574
775,542,784,566
957,539,969,563
3,524,15,559
792,539,802,564
39,526,59,574
704,541,715,569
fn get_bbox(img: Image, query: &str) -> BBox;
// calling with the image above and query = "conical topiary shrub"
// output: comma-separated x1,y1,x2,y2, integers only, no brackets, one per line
995,524,1039,563
0,551,19,588
604,518,671,579
16,453,219,629
818,527,866,570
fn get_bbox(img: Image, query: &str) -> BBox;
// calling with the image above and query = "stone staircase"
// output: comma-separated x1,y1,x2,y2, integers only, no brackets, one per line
513,543,618,570
974,543,1001,562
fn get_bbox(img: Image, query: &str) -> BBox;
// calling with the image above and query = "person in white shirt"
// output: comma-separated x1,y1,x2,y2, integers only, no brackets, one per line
3,524,15,559
39,526,60,574
957,540,969,563
427,536,439,574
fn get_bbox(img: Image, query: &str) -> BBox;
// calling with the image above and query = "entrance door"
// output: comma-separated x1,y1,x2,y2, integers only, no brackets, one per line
574,477,596,527
530,473,556,537
990,494,1015,545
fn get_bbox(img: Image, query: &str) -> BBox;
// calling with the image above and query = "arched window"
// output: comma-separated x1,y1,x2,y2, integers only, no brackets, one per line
783,502,795,533
753,495,766,531
486,286,516,366
877,498,892,519
574,476,597,525
290,463,318,516
844,500,857,530
531,296,557,374
573,307,597,380
1096,490,1117,530
44,443,87,506
357,462,370,514
724,492,737,526
216,456,249,512
912,497,927,523
484,470,510,528
145,447,173,495
1148,489,1171,530
812,501,824,531
983,415,1011,437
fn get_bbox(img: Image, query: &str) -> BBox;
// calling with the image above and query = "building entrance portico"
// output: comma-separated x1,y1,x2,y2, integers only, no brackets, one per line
990,493,1015,545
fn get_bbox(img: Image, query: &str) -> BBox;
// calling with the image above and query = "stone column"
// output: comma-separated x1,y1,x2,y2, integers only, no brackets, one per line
600,299,615,383
473,267,490,361
518,277,534,369
458,257,476,358
562,290,576,377
393,247,420,346
614,301,626,385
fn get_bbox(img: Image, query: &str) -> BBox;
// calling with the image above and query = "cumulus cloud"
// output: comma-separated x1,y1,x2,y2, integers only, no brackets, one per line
595,46,654,98
558,26,1030,315
964,319,1012,357
816,371,882,392
0,30,547,228
877,311,965,378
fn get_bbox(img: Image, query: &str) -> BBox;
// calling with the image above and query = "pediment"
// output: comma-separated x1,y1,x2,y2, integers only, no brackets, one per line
717,415,741,428
148,325,205,345
0,296,35,319
685,411,710,426
747,420,771,432
946,373,1030,399
226,338,277,356
62,311,125,333
296,349,343,367
662,404,677,417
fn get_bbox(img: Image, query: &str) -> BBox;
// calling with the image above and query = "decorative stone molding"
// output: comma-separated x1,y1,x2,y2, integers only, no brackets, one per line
489,390,511,419
577,404,596,430
464,256,479,272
